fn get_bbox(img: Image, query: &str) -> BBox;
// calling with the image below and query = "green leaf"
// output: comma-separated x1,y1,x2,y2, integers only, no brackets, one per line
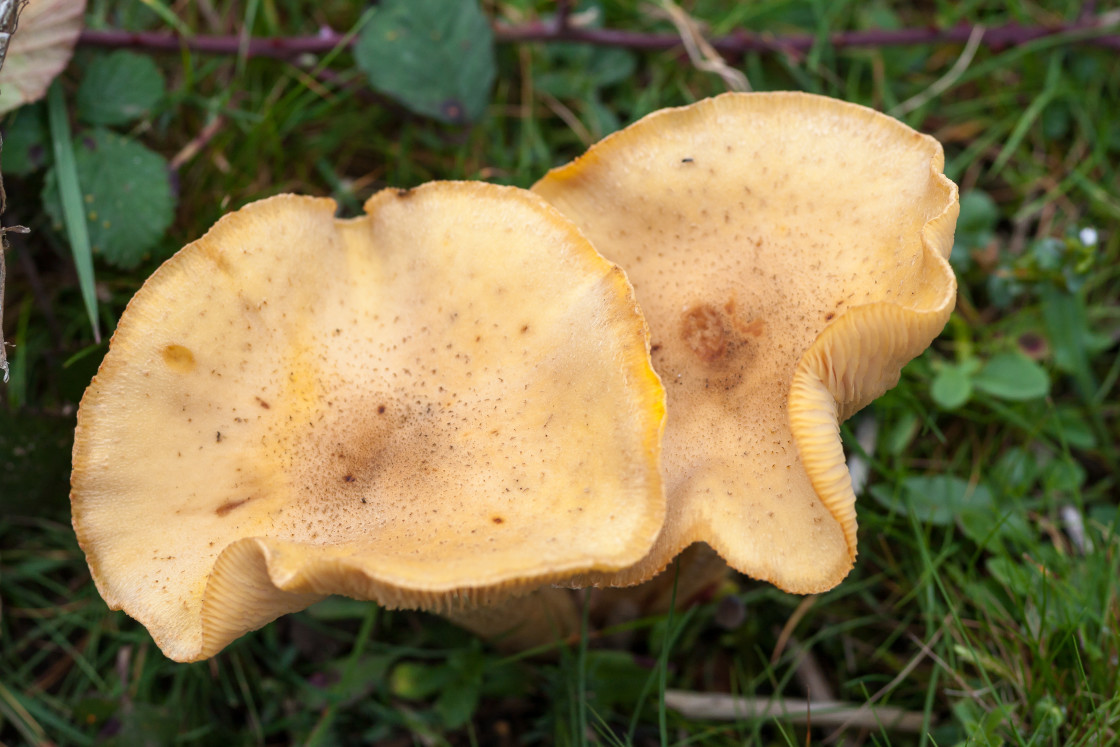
388,648,485,729
435,682,480,729
101,703,179,747
586,47,638,89
76,51,166,126
354,0,495,124
434,659,482,729
43,129,175,269
1040,284,1099,400
389,661,454,700
931,361,975,410
986,556,1035,598
1041,458,1085,493
1,104,49,176
871,475,993,526
959,507,1032,549
1046,406,1096,450
972,352,1050,401
435,646,486,727
585,650,650,711
950,190,999,271
883,409,920,456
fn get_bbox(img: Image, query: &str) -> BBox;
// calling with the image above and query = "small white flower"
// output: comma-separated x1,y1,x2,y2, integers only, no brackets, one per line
1079,226,1099,246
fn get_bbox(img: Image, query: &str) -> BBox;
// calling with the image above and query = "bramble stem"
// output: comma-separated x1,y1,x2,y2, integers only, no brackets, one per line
77,14,1120,60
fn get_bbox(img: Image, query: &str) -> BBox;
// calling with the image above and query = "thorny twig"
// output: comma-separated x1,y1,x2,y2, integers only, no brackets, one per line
76,13,1120,59
0,0,31,385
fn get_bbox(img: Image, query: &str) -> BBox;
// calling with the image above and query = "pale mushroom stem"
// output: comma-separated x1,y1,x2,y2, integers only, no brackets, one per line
445,543,730,652
442,586,582,652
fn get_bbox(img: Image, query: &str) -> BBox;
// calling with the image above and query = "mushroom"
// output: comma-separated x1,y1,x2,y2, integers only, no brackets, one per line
533,92,959,593
71,182,667,662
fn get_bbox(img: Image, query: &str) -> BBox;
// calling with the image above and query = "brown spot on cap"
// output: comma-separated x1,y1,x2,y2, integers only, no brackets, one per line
162,345,196,373
216,497,250,517
680,304,728,362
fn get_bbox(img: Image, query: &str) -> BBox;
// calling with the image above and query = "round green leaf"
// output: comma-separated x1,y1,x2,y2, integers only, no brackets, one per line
931,362,973,410
43,130,175,269
76,51,166,126
1,104,49,177
871,475,993,526
973,352,1050,401
354,0,496,124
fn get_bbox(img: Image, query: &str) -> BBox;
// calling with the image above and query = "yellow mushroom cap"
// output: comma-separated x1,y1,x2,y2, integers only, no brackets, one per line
71,183,666,662
533,92,958,593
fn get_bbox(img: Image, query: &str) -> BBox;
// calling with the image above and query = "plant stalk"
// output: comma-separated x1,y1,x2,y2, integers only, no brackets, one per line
77,15,1120,60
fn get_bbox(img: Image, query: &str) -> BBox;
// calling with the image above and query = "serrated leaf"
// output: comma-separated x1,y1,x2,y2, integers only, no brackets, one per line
973,352,1050,401
354,0,495,124
43,129,174,269
76,51,166,126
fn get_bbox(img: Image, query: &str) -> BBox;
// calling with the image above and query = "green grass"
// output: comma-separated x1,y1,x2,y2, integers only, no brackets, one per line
3,1,1119,744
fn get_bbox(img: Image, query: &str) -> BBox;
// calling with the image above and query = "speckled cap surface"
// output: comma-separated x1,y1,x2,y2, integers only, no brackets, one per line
534,92,959,593
71,183,666,661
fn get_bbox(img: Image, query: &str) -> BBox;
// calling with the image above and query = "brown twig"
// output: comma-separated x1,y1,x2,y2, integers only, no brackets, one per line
664,690,928,732
0,0,30,385
1,236,8,383
77,14,1120,60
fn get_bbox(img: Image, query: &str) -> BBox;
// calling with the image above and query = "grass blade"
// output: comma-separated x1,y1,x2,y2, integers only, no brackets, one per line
46,81,100,343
